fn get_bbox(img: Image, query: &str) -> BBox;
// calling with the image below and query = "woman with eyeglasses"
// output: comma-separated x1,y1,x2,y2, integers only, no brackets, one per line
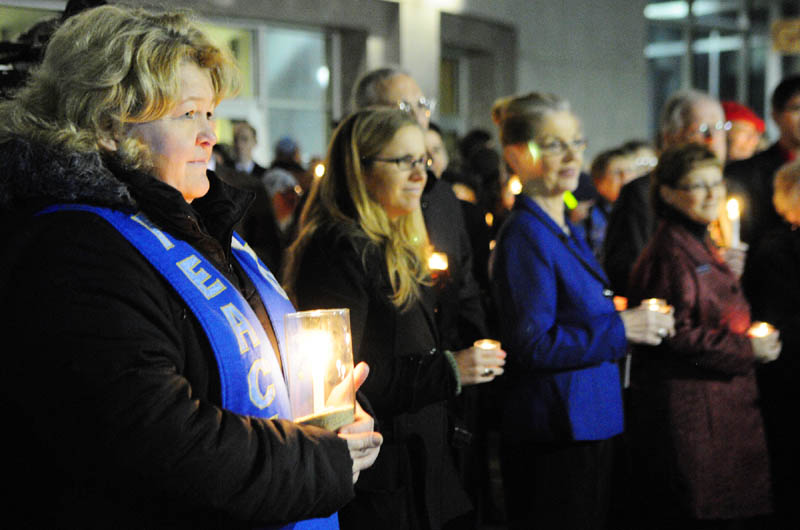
626,144,777,529
284,107,505,530
489,92,674,530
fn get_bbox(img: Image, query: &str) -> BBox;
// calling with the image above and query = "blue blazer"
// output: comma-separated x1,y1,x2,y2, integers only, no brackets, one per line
490,195,627,442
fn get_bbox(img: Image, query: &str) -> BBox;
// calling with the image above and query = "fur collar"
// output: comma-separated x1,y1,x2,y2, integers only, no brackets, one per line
0,136,136,210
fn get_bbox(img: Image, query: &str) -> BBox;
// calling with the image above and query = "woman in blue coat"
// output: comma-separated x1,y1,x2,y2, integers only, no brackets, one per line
489,92,675,530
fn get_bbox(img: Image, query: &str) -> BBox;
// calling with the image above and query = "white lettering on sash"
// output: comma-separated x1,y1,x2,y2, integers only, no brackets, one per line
231,237,290,301
176,255,226,299
248,358,276,409
220,302,262,354
131,213,174,250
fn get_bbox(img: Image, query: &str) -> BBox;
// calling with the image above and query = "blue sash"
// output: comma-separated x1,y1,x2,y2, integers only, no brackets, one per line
39,204,338,530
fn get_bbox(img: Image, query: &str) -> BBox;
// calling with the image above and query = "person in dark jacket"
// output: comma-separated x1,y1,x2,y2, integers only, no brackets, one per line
603,90,727,295
628,144,778,529
284,108,506,530
742,160,800,528
351,66,488,353
489,92,674,530
0,6,381,528
727,74,800,245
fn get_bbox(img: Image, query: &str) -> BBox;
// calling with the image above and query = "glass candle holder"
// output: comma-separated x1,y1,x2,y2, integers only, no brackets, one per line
284,309,355,431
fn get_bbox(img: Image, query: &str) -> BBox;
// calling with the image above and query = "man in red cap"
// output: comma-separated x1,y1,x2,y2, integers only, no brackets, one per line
722,100,765,161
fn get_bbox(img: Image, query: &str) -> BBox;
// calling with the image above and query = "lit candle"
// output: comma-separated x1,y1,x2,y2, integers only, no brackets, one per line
485,212,494,227
474,339,501,350
726,198,741,249
428,252,448,272
747,321,775,338
642,298,668,313
300,329,333,413
508,175,522,195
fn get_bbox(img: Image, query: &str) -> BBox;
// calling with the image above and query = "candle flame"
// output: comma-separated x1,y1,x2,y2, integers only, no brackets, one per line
748,321,774,338
726,198,740,221
428,252,448,271
508,175,522,195
314,162,326,178
485,212,494,227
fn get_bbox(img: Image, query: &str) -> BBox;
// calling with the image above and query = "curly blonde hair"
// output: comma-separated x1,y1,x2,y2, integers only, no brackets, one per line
0,5,239,170
285,108,430,310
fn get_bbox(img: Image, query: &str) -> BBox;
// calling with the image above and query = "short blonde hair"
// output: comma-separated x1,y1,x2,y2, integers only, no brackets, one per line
773,161,800,224
0,5,239,169
285,108,429,310
491,92,570,146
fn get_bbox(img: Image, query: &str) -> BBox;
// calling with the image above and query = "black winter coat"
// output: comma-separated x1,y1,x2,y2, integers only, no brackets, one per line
293,225,471,530
421,176,487,350
742,222,800,524
726,142,787,244
0,138,354,528
602,173,653,296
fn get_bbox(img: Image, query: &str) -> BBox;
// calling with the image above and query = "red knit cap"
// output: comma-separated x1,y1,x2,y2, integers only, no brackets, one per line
722,101,765,133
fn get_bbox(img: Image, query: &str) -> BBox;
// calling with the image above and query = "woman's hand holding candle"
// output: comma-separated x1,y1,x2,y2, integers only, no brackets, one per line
620,303,676,345
748,323,782,363
337,362,383,483
454,340,507,385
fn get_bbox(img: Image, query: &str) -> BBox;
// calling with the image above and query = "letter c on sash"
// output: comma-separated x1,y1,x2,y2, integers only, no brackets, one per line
248,358,276,409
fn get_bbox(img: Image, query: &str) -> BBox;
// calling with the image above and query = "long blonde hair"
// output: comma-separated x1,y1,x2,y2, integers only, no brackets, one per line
0,5,239,171
285,108,430,309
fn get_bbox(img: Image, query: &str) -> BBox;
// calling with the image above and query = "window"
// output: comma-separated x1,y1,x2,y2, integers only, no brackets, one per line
644,0,773,135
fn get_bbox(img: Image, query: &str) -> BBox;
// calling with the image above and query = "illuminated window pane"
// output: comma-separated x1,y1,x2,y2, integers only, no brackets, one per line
265,28,327,102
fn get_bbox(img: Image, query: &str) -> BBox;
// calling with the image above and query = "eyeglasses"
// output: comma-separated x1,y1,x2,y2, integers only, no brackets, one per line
685,121,731,140
365,154,432,171
397,97,437,116
530,138,588,158
672,180,725,193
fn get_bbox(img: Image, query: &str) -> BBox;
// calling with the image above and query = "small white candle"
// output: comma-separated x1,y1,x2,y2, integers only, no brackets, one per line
727,198,741,249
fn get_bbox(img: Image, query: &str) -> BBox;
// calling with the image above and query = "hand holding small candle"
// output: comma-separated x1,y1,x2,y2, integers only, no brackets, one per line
619,299,675,345
748,321,781,363
453,339,506,385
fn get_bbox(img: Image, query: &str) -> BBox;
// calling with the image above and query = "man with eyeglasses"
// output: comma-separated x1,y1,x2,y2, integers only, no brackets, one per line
726,74,800,244
603,89,727,296
352,67,488,527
